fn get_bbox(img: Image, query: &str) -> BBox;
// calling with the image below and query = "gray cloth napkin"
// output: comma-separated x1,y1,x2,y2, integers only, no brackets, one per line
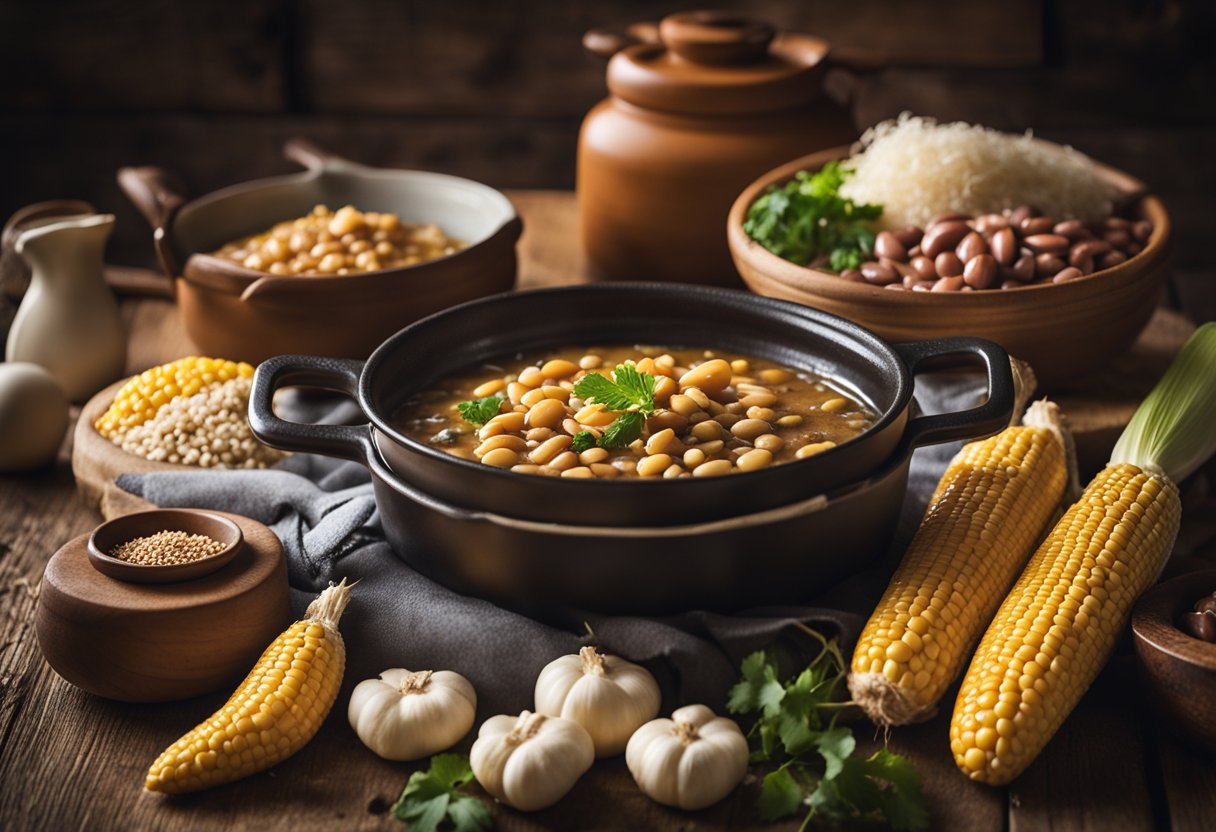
117,374,983,719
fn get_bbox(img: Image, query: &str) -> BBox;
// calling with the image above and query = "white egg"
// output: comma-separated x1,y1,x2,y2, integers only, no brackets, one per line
0,362,69,471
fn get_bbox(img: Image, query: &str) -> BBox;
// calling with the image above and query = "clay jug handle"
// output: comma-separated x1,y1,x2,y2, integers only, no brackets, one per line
116,166,187,284
283,137,362,172
583,21,660,60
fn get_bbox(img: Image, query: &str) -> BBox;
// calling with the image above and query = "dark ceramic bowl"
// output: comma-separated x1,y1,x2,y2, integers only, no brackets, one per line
1132,568,1216,749
249,283,1013,527
117,138,521,363
248,284,1012,615
87,509,243,584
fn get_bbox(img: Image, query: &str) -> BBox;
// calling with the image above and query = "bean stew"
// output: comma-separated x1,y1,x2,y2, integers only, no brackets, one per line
393,345,876,479
210,204,464,276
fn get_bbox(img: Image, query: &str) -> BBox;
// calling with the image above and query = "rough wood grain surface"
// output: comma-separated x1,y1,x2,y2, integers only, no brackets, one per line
1,191,1213,831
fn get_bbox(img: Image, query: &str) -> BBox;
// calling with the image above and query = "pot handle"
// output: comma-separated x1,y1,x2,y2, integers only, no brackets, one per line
283,137,363,173
116,165,188,283
248,355,375,464
893,337,1014,449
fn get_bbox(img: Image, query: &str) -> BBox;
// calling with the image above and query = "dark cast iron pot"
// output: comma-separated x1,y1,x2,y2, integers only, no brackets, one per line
248,284,1012,615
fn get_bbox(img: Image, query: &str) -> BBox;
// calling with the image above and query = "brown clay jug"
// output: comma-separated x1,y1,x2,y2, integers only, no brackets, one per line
578,11,858,287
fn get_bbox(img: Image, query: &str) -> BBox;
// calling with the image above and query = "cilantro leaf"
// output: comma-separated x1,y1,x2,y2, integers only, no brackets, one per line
598,410,645,449
743,161,883,273
814,726,856,780
572,372,635,411
392,754,490,832
455,396,503,426
757,767,805,821
732,634,929,831
445,796,492,832
571,431,598,454
427,753,476,790
573,364,657,414
727,651,786,719
609,363,657,412
864,749,930,832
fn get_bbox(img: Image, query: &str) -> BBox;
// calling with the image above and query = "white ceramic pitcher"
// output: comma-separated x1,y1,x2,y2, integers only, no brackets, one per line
7,214,126,401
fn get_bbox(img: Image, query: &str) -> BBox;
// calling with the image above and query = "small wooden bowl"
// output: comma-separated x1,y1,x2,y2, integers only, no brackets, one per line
728,145,1172,387
1131,568,1216,749
87,509,243,584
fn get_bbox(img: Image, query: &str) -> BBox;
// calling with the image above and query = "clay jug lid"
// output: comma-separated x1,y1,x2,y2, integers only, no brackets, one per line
602,11,830,116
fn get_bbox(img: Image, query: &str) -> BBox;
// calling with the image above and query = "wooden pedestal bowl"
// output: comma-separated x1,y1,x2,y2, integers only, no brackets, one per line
728,145,1172,387
1131,568,1216,750
36,510,290,703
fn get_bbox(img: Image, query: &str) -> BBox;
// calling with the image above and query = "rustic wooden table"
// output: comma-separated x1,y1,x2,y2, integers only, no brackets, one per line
2,191,1213,831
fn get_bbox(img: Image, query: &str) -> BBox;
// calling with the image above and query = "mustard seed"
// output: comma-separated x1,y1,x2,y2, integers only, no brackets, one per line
108,531,226,566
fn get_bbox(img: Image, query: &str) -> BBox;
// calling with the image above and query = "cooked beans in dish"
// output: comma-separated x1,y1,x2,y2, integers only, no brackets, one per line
394,346,877,479
210,204,464,276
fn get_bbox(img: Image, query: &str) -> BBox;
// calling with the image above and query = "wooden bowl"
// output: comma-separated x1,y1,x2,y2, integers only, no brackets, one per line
1131,568,1216,749
727,145,1172,387
36,510,290,703
87,509,243,584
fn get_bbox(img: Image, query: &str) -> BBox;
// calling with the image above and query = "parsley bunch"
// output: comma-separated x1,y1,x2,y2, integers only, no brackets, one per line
743,161,883,272
572,363,657,450
392,754,490,832
727,627,928,831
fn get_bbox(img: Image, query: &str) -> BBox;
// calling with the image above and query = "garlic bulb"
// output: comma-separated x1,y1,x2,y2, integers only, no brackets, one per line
626,704,749,810
534,646,660,757
470,710,594,811
348,668,476,761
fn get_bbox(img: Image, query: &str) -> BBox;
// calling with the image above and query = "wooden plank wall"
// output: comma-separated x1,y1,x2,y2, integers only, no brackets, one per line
0,0,1212,319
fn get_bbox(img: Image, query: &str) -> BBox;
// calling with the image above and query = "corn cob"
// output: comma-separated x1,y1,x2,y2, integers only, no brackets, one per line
145,580,351,794
951,323,1216,785
849,400,1073,726
950,466,1179,783
96,356,254,438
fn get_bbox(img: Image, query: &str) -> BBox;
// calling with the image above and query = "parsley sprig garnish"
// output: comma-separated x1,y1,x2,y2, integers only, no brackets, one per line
391,754,490,832
572,363,657,449
455,395,503,426
573,364,656,413
727,626,929,831
743,161,883,272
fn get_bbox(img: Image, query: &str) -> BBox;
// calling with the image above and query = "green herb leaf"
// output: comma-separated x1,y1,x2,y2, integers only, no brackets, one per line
598,410,645,449
757,767,805,821
573,364,657,414
445,797,492,832
455,395,503,426
867,750,930,832
610,363,657,413
814,726,856,780
743,161,883,273
728,651,786,719
571,372,633,411
732,634,929,831
571,431,599,454
392,754,490,832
